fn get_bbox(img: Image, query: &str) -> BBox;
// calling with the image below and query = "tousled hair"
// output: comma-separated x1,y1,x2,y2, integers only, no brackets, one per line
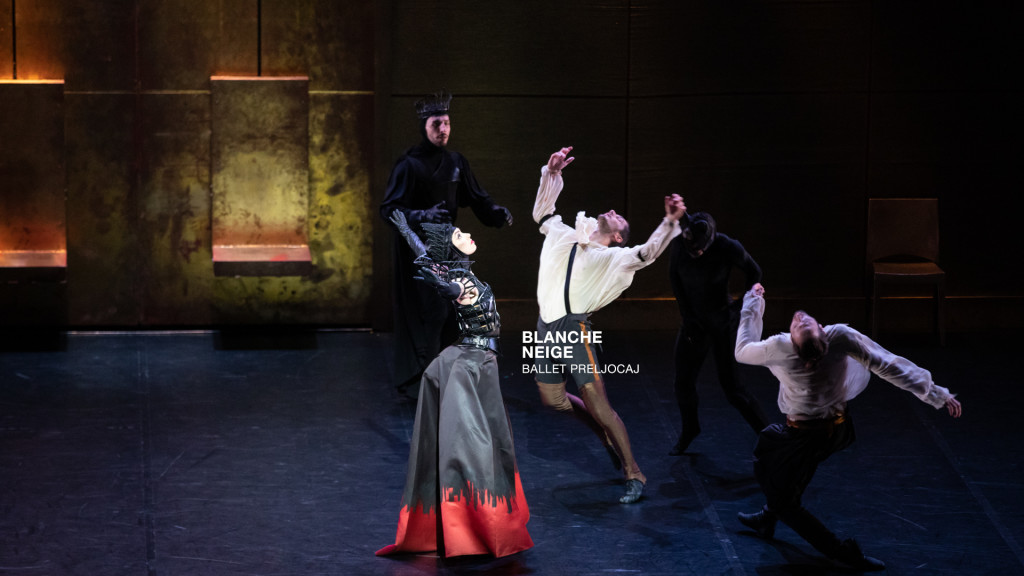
795,331,829,369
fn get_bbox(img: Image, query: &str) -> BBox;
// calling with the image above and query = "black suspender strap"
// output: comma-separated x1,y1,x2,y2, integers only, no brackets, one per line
564,243,578,315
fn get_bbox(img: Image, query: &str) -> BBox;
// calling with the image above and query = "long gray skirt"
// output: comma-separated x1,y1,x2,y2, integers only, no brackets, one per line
377,344,532,558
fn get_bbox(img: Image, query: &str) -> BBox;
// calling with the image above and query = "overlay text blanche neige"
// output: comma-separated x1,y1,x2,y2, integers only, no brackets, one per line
520,330,639,374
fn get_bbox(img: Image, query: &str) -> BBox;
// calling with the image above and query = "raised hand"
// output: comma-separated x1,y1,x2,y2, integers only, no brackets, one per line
664,193,686,222
389,210,427,258
547,146,575,172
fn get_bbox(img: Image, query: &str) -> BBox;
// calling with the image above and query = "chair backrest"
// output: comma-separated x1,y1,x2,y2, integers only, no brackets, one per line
866,198,940,264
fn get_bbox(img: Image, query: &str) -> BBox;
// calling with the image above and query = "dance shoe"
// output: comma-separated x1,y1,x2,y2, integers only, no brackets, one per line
619,478,644,504
669,430,700,455
832,538,885,572
737,506,778,539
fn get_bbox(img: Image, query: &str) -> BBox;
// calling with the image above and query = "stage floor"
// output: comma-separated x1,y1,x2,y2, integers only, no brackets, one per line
0,328,1020,575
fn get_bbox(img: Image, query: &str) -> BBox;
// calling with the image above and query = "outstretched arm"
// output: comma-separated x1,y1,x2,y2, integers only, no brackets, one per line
735,283,771,366
844,327,961,414
635,194,685,263
388,211,428,259
533,147,575,224
389,211,464,301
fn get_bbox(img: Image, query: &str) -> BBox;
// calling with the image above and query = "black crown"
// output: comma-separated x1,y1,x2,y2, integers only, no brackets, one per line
415,91,452,119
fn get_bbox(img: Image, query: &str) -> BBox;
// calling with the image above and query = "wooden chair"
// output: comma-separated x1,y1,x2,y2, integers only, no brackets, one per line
866,198,946,345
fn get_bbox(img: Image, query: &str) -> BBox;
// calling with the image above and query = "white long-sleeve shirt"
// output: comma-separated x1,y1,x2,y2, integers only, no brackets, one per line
734,289,954,419
533,166,681,323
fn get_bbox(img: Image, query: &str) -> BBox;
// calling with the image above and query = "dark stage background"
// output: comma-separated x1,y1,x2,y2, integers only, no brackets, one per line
3,4,1024,575
1,1,1022,335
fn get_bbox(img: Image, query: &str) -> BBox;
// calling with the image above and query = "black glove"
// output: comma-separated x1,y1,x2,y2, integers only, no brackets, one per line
415,202,450,224
414,264,462,300
500,206,513,226
389,211,427,258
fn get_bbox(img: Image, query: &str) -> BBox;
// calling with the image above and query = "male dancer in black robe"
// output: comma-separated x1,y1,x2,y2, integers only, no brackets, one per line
380,91,513,397
667,211,768,454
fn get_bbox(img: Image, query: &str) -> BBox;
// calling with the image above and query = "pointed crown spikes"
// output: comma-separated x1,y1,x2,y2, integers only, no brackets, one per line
415,90,452,119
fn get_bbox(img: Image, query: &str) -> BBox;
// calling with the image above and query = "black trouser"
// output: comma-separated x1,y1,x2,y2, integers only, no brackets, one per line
752,416,856,556
673,323,767,436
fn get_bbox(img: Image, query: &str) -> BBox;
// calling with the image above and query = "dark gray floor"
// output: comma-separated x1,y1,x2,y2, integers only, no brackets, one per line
0,327,1020,575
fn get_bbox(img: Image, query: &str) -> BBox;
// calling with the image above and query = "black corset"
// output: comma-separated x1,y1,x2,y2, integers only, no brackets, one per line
452,271,500,337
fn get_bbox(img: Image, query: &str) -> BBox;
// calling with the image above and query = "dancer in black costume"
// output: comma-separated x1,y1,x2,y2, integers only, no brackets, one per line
667,211,768,454
377,212,531,559
380,91,513,397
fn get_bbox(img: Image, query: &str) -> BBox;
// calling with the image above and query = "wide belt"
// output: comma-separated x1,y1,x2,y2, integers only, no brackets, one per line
459,335,500,354
786,411,846,430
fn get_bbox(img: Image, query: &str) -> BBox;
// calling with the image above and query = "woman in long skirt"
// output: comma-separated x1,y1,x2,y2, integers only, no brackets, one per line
377,215,532,559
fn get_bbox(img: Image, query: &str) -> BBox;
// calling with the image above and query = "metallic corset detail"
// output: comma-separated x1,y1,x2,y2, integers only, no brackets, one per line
451,270,500,337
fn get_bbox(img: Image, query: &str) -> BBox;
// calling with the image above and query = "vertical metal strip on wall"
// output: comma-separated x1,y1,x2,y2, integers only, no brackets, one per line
11,0,16,78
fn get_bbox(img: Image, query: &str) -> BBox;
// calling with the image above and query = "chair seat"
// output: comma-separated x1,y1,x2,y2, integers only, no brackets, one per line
873,261,944,280
867,198,945,345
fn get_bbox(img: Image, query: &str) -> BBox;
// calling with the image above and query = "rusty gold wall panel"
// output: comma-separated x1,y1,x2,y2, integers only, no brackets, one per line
13,0,65,81
211,0,260,78
136,93,215,325
261,0,375,91
211,93,374,324
0,2,11,78
64,93,139,326
0,80,66,282
211,276,315,324
140,0,257,90
306,93,374,311
211,76,311,273
0,81,66,281
59,0,135,91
